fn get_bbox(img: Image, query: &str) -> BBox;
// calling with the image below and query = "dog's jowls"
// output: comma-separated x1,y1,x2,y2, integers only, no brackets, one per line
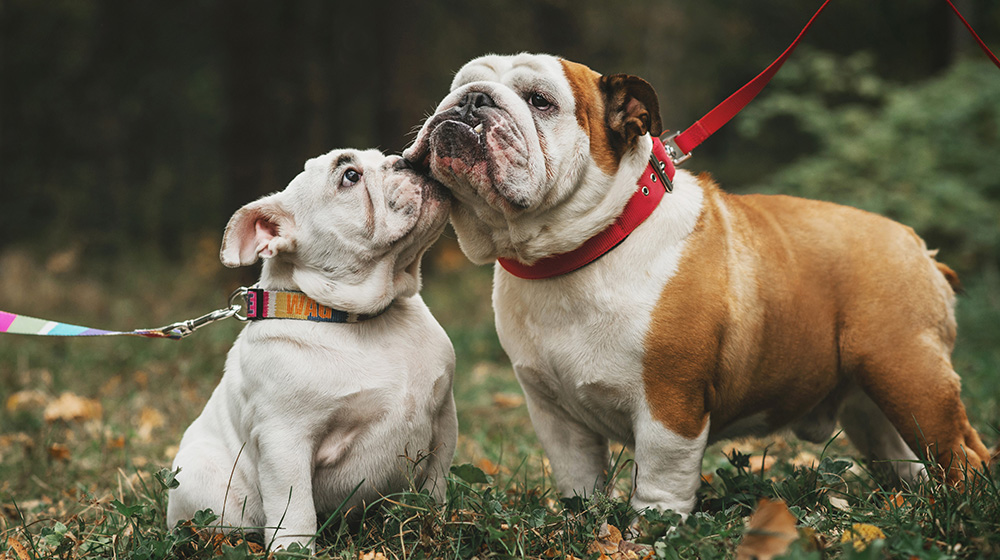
405,53,989,515
167,149,456,550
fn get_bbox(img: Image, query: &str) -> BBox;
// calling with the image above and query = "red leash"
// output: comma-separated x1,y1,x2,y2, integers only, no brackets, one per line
667,0,999,162
945,0,1000,68
501,0,999,280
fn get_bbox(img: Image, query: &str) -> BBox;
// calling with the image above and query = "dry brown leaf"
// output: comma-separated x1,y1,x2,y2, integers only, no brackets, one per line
359,551,389,560
0,433,34,450
137,407,165,442
883,492,908,510
588,522,623,555
5,390,48,413
5,537,30,560
701,473,714,484
492,392,525,409
47,443,71,461
748,455,777,474
586,523,649,560
475,457,502,476
840,523,885,552
43,392,102,423
790,451,819,469
107,435,126,450
736,498,798,560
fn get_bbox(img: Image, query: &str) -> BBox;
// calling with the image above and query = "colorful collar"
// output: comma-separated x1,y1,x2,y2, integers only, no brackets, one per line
496,137,675,280
243,288,389,324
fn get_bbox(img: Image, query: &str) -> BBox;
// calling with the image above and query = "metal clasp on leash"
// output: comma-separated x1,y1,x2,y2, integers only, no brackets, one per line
157,287,249,338
661,132,692,166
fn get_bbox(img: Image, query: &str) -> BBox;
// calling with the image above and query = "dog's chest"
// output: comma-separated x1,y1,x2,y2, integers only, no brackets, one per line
492,224,692,442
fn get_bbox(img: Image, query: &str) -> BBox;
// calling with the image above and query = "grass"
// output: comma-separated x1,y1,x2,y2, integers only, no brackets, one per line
1,236,999,559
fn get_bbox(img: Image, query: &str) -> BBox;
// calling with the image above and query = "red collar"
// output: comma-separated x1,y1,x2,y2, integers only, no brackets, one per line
497,137,675,280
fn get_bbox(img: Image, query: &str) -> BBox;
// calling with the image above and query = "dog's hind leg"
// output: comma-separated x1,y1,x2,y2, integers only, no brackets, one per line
838,387,926,485
846,345,989,484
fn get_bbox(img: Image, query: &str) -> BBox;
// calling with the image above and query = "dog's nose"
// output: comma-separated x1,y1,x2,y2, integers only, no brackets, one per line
458,91,495,117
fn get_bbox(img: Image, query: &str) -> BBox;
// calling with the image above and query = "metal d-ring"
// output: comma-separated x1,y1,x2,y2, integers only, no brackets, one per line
229,287,250,322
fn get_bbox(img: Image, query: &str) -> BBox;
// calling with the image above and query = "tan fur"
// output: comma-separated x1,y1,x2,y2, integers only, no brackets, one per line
643,175,990,481
560,59,618,175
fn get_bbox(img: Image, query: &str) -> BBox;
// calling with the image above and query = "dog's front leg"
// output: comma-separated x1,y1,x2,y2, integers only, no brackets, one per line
518,369,610,499
424,391,458,502
630,405,708,516
256,428,318,552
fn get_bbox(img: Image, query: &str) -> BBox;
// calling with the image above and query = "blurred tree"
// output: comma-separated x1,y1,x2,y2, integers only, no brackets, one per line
738,52,1000,274
1,0,997,260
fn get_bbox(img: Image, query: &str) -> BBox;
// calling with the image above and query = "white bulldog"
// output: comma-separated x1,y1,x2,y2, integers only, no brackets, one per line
167,149,457,551
404,53,989,515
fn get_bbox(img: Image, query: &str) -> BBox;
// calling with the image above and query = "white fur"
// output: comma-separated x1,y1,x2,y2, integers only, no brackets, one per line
494,171,706,510
406,52,713,514
406,53,651,266
167,149,457,551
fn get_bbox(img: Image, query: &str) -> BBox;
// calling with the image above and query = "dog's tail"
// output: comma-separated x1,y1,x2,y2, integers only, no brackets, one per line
929,251,965,295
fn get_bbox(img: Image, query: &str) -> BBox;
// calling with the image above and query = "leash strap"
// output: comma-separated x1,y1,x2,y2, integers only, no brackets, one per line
0,310,192,339
668,0,1000,163
669,0,832,159
945,0,1000,68
0,287,387,341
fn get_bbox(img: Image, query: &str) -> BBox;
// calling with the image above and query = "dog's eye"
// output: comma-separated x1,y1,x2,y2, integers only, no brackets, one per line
527,92,553,111
342,169,362,187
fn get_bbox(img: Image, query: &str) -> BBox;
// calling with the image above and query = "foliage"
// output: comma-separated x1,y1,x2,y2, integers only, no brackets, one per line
1,249,999,558
737,51,1000,273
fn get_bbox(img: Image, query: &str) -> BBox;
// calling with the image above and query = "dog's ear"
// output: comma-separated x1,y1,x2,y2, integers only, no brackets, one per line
601,74,663,147
220,194,296,268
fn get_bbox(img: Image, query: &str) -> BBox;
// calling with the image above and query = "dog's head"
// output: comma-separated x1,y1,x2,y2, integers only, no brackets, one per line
220,149,450,314
404,53,661,264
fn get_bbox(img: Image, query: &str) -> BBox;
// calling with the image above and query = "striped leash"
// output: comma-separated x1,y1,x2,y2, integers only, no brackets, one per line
0,288,386,341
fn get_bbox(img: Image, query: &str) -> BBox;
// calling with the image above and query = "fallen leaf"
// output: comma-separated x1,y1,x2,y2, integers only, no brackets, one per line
475,457,502,477
0,433,34,450
359,551,389,560
829,496,851,512
840,523,885,552
43,393,102,423
882,492,908,510
137,407,165,442
790,451,819,469
586,523,648,560
701,473,714,484
5,390,47,413
106,435,126,450
588,522,623,559
48,443,71,461
736,498,798,560
492,392,525,409
749,455,777,474
5,536,30,560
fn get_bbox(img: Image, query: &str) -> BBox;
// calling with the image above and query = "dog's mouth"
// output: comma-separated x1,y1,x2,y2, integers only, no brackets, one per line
404,109,533,213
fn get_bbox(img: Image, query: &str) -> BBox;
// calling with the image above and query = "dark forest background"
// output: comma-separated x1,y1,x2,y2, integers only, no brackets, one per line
1,0,998,276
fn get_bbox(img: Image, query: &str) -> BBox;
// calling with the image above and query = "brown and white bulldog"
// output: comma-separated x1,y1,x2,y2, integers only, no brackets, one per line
404,53,990,514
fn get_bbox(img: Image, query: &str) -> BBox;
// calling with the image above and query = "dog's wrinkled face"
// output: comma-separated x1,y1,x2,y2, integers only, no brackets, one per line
405,53,661,264
220,149,450,312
